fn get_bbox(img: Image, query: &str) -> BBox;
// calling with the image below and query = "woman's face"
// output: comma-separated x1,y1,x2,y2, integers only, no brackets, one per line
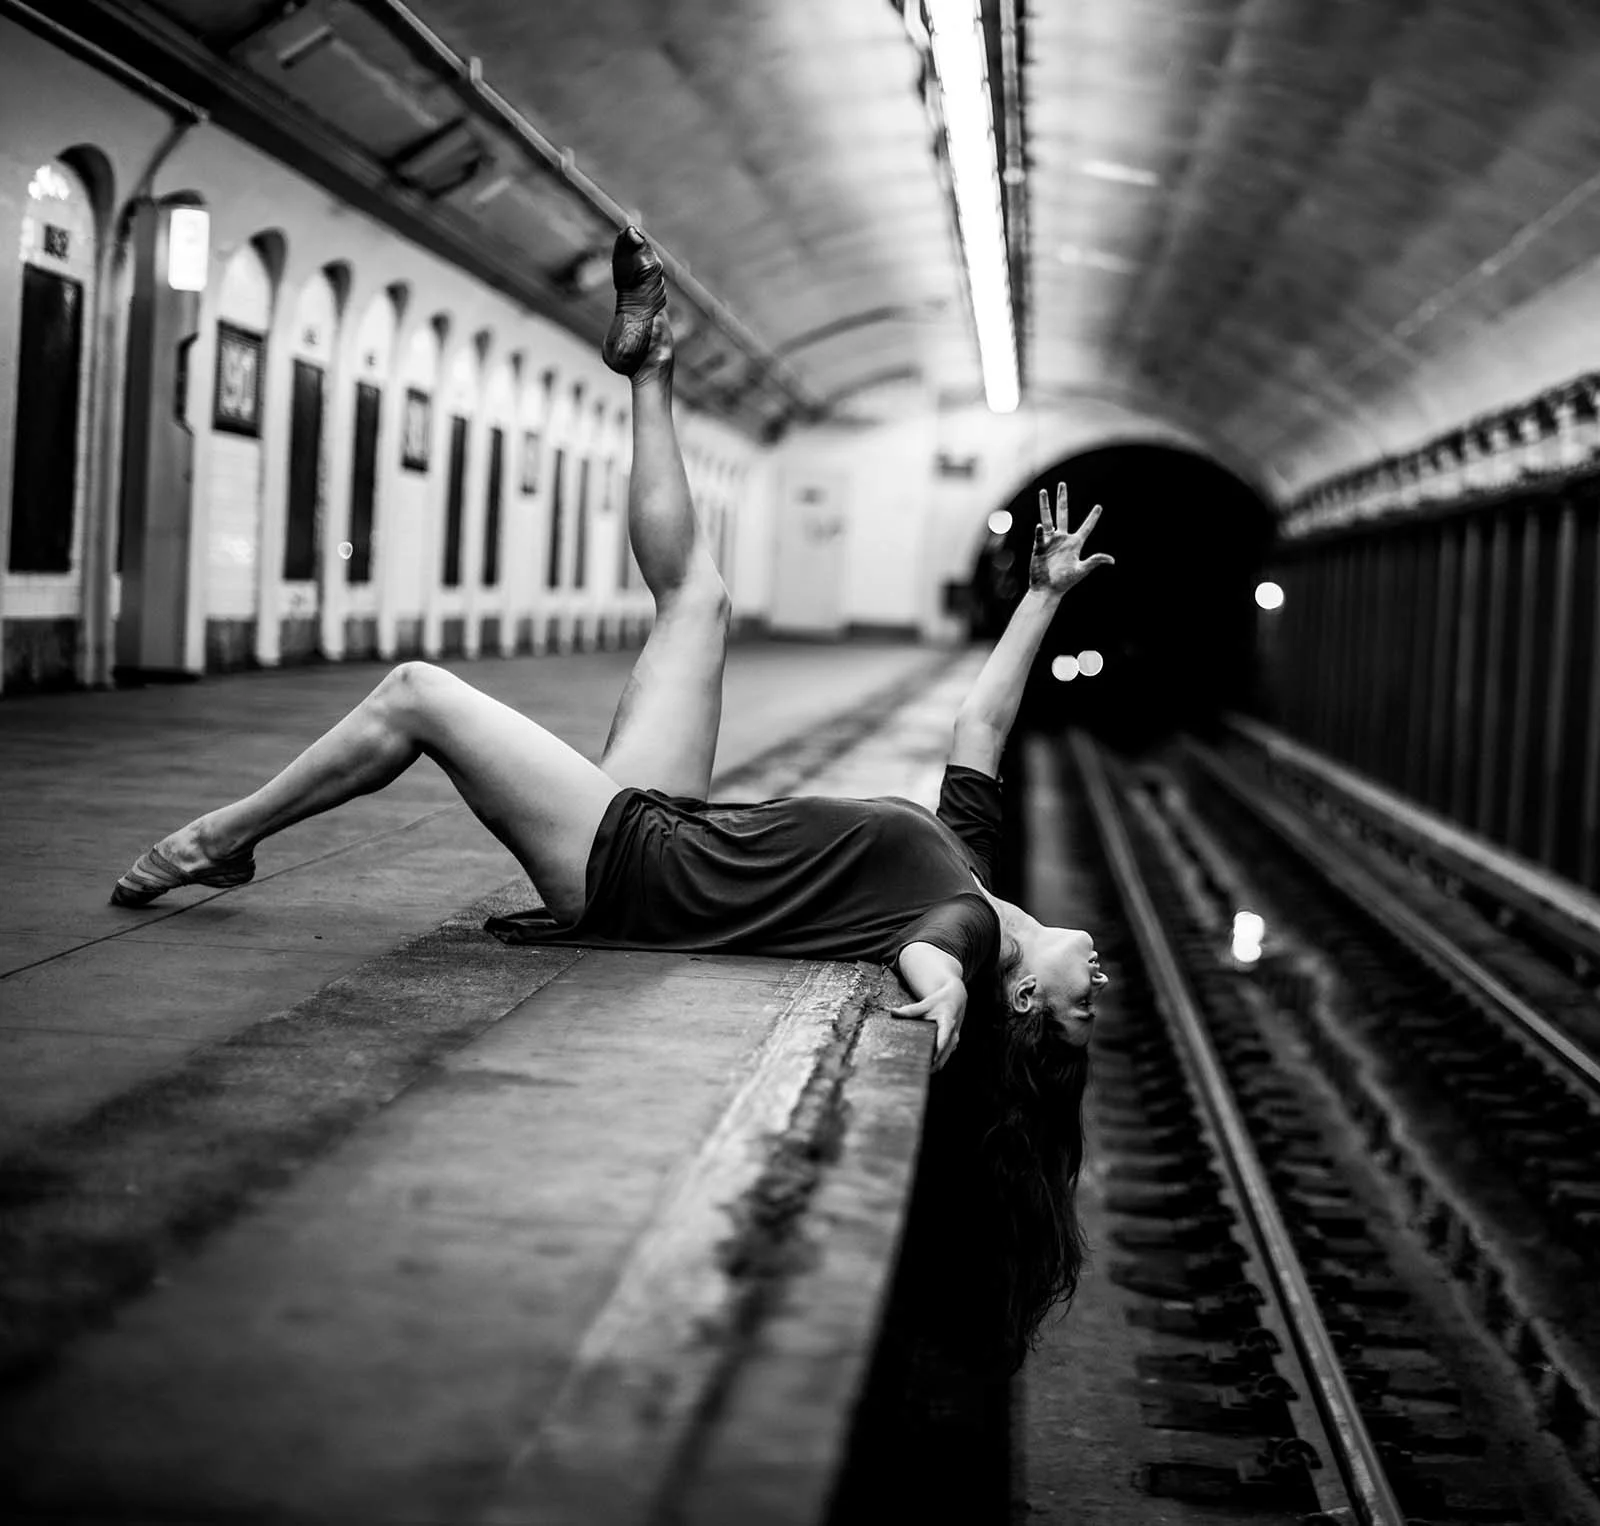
1033,926,1108,1047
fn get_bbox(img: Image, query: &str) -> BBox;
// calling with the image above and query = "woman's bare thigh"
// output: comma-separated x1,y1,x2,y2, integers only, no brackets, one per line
408,666,622,921
600,592,729,799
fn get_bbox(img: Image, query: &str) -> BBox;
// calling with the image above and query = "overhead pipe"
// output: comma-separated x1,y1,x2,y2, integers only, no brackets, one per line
344,0,821,425
0,0,208,120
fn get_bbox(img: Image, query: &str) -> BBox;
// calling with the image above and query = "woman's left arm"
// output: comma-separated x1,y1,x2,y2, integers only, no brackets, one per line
950,484,1114,777
892,941,968,1071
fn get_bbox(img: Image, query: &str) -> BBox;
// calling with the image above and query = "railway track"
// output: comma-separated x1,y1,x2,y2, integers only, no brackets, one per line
1062,730,1600,1526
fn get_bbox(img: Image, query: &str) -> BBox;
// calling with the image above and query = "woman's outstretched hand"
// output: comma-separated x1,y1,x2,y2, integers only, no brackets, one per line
1030,482,1114,594
890,977,967,1072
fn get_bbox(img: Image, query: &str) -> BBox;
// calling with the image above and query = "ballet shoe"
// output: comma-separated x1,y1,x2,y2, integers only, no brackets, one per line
601,226,668,377
112,843,256,907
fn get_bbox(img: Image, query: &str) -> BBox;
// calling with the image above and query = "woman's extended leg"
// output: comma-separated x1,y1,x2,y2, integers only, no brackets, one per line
598,228,732,799
112,662,619,921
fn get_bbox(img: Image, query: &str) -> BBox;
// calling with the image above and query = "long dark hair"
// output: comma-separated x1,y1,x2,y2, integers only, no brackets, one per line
980,941,1092,1371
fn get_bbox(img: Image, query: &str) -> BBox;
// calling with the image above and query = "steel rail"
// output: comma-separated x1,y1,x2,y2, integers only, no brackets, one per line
1188,739,1600,1098
1071,732,1407,1526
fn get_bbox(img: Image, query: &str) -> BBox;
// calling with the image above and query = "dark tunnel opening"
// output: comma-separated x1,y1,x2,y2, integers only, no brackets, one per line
966,444,1278,748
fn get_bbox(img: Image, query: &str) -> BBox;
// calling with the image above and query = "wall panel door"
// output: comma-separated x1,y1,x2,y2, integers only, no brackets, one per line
546,447,566,590
442,415,468,589
347,383,380,585
574,457,590,590
482,426,504,588
283,360,324,582
8,265,82,572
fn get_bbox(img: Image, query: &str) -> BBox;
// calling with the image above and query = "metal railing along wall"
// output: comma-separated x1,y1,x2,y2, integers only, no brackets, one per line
1264,469,1600,892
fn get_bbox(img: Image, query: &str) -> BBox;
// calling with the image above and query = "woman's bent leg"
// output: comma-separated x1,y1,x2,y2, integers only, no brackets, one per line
122,663,619,921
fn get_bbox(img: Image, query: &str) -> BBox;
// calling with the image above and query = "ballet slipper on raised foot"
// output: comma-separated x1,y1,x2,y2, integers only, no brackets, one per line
601,225,668,377
111,843,256,907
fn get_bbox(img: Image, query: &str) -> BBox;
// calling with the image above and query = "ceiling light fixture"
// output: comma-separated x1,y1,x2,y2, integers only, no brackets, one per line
926,0,1019,415
1081,159,1160,188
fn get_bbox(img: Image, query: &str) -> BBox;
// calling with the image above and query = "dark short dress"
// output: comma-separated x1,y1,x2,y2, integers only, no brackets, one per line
486,764,1003,987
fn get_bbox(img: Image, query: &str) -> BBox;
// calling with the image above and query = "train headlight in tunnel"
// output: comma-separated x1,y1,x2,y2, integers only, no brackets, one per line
987,509,1013,535
1231,909,1266,964
1050,655,1080,682
1077,649,1104,677
1255,580,1285,611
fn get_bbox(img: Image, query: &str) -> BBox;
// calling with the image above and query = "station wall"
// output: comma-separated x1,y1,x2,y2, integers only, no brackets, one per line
0,19,757,693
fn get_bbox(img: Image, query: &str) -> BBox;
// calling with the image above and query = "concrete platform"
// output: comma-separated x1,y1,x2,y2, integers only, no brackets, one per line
0,640,941,1147
0,638,981,1524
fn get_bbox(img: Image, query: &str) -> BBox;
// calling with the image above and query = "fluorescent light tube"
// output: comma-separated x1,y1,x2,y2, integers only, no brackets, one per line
926,0,1018,413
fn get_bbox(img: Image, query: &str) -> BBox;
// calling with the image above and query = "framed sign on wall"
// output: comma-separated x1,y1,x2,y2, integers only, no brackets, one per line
401,387,432,472
520,429,542,494
213,321,264,436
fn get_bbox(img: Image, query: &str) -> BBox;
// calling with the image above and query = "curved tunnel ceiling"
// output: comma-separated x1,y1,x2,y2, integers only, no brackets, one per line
103,0,1600,501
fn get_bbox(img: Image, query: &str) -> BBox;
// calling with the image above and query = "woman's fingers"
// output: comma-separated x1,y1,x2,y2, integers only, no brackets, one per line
1055,481,1068,526
889,997,931,1018
1075,502,1103,541
1037,487,1053,534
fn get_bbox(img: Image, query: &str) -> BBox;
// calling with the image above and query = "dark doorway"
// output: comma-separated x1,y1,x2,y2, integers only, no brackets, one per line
443,414,468,588
347,382,380,584
617,467,633,590
8,265,83,573
483,425,504,587
574,457,590,590
546,447,566,589
283,360,324,581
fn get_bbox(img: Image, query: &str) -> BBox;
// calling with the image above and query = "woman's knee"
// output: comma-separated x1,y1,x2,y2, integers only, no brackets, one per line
660,561,731,627
374,661,459,730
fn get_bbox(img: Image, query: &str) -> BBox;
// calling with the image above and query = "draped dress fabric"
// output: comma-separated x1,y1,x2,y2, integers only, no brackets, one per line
486,765,1004,988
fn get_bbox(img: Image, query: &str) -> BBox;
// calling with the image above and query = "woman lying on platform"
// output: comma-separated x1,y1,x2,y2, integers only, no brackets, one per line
112,227,1114,1364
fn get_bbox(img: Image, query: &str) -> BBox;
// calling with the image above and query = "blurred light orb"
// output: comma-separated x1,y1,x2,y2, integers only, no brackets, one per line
1050,654,1080,682
1077,648,1104,677
1233,910,1266,943
337,541,354,560
1231,909,1266,964
987,509,1013,535
1255,580,1285,611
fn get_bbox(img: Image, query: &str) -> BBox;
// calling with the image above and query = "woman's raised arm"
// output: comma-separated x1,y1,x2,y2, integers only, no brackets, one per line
949,483,1114,777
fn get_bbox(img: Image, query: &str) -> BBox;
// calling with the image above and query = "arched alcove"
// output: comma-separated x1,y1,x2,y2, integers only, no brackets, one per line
345,288,400,601
8,153,100,592
971,444,1277,744
388,315,446,646
282,267,339,645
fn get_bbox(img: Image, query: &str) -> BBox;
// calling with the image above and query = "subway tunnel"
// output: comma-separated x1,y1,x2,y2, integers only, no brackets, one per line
2,3,1600,1523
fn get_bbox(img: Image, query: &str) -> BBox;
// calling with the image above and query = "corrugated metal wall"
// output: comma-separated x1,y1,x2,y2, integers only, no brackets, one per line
1268,473,1600,890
